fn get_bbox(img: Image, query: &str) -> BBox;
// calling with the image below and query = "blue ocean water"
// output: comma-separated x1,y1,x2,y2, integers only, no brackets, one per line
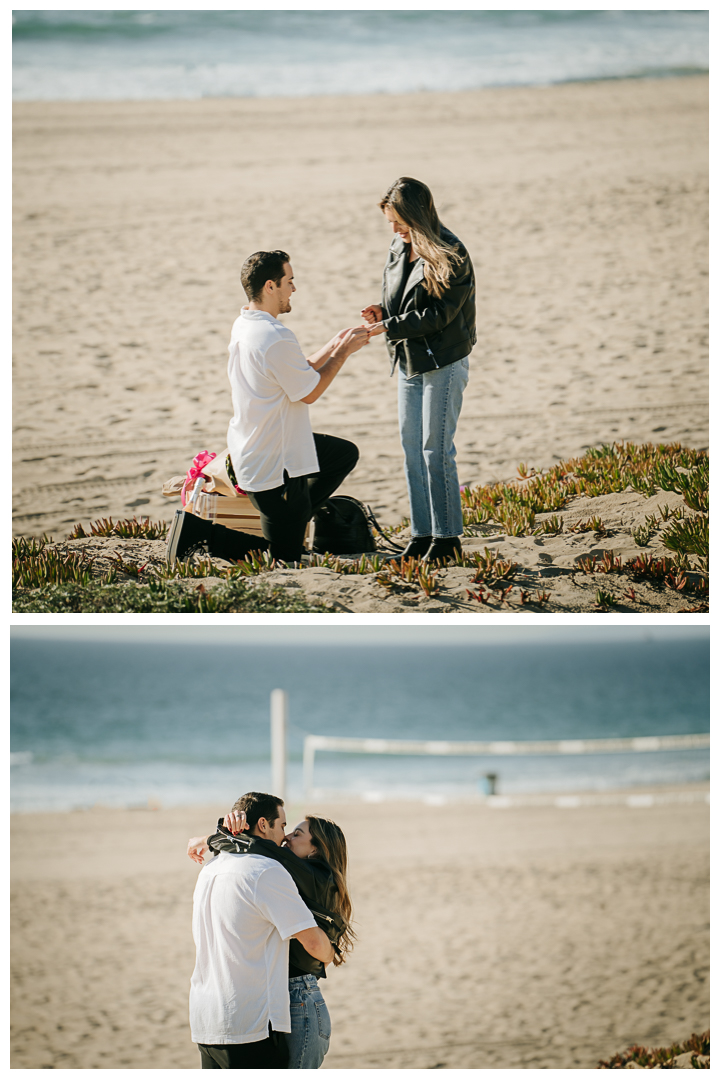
10,636,709,812
12,10,708,102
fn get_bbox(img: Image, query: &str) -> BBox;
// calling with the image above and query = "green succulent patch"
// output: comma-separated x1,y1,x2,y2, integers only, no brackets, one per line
12,535,327,611
462,440,705,527
462,440,708,572
12,578,330,613
376,556,440,598
652,456,708,513
598,1029,709,1069
12,441,709,612
631,514,660,547
68,515,168,540
661,513,708,561
12,536,106,590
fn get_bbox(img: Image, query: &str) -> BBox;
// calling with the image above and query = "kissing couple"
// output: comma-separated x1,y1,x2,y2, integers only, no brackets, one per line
187,791,354,1069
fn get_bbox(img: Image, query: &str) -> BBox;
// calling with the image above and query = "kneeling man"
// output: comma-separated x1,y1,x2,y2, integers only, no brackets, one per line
168,250,368,564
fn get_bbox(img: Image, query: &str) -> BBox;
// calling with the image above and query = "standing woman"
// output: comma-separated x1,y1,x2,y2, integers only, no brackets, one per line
362,177,476,562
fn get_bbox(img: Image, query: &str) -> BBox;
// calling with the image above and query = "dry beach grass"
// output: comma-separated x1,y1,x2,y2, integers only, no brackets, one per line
10,797,709,1069
13,76,708,540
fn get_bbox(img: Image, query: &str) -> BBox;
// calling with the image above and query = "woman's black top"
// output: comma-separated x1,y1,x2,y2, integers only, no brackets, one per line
381,225,476,378
397,251,413,298
207,824,346,980
395,253,416,376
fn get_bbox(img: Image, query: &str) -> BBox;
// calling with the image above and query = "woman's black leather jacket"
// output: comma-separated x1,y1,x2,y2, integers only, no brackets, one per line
381,225,476,378
207,823,347,979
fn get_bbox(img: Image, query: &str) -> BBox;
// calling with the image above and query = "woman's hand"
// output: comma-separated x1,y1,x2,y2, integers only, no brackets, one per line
188,835,210,865
361,304,383,324
361,305,386,336
223,809,248,835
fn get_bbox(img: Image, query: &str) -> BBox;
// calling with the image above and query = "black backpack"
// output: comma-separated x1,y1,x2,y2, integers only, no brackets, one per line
311,496,377,555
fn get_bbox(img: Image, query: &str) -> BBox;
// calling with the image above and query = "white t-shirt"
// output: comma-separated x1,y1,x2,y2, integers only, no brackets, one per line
226,308,321,492
189,851,316,1045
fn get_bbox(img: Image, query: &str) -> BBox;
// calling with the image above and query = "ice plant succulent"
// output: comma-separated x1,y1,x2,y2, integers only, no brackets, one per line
69,516,168,540
597,1029,709,1069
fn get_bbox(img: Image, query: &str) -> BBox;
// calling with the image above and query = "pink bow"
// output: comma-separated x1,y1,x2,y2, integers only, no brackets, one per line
181,451,217,506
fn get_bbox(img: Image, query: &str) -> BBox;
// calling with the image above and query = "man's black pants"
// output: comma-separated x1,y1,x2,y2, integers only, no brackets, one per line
206,433,359,565
199,1028,289,1069
247,432,359,563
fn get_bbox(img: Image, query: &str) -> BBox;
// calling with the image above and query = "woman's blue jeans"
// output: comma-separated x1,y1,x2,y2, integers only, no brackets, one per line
397,356,470,539
286,974,331,1069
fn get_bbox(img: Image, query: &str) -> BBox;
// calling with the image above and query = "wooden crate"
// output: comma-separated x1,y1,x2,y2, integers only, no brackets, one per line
187,491,264,536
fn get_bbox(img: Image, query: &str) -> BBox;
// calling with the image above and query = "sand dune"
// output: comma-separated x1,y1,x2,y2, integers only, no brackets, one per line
13,77,708,538
10,796,709,1068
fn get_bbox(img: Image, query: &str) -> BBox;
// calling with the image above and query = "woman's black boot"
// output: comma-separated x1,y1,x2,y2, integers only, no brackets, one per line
423,536,462,563
400,536,432,559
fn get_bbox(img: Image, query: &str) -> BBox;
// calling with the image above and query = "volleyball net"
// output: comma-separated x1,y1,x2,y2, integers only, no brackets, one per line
302,732,709,800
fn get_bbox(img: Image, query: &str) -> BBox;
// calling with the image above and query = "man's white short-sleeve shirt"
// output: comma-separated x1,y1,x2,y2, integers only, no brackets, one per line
226,308,321,492
189,851,316,1045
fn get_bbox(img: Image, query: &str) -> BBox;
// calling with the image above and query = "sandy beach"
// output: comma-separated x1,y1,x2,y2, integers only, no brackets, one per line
11,794,709,1069
12,76,708,539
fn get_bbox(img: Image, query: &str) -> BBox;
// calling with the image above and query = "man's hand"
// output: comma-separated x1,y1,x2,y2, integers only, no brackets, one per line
188,835,210,865
222,810,248,835
328,326,353,350
302,325,370,403
366,320,386,337
293,925,335,965
340,325,371,355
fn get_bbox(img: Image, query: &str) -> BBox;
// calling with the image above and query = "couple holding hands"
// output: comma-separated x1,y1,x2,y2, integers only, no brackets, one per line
167,176,476,567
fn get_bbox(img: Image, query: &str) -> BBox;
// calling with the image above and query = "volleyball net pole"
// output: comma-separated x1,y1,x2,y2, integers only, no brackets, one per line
270,689,288,802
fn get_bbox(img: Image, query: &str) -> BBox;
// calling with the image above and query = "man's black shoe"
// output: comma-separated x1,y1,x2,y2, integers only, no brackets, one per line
400,536,432,559
423,537,463,564
166,509,213,565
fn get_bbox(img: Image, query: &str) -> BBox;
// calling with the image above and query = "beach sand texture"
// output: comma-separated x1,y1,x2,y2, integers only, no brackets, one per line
13,76,708,538
11,798,709,1069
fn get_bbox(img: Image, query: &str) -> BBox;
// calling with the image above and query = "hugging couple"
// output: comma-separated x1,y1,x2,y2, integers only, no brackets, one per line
186,791,354,1069
167,176,477,568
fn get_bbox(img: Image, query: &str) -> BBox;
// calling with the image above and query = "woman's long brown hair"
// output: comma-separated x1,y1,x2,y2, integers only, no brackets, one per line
306,815,357,965
379,176,464,299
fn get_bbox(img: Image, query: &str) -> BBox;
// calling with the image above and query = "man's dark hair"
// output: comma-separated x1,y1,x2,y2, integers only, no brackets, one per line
232,791,284,829
240,250,290,302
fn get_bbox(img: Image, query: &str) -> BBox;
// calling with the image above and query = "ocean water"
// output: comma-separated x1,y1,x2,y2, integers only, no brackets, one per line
12,10,709,102
10,636,709,812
